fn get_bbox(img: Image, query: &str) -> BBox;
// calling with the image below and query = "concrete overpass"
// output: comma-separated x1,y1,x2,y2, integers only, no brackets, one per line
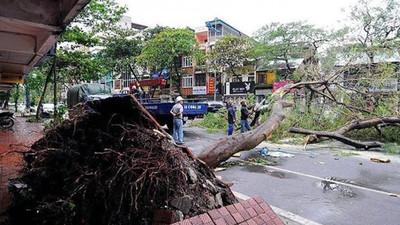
0,0,91,91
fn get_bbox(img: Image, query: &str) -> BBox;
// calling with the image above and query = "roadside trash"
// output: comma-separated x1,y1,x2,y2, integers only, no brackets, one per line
359,162,363,165
214,167,226,172
260,147,269,156
195,137,201,140
268,151,294,158
319,161,325,164
233,152,241,157
370,157,391,163
334,157,339,160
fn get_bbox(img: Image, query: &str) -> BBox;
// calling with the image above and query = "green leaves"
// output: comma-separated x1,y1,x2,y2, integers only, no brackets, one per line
138,28,198,70
99,28,142,70
207,35,254,78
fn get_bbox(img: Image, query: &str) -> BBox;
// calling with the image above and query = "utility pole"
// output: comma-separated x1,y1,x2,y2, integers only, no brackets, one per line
214,18,217,101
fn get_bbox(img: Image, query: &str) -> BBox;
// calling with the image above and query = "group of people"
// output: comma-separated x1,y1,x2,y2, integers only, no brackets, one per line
227,99,265,135
169,96,266,145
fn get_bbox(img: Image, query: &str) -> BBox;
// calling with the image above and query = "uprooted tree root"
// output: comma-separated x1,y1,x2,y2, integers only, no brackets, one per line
3,96,237,225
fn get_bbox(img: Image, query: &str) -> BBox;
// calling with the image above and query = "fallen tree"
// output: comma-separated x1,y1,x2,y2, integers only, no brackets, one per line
288,127,382,150
289,117,400,149
4,96,237,225
198,98,293,168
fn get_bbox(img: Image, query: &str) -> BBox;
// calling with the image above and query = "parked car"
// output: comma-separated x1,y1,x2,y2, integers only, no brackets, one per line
42,103,54,114
206,101,225,113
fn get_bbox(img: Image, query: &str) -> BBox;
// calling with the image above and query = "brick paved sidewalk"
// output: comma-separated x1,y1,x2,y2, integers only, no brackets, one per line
154,196,284,225
0,116,44,214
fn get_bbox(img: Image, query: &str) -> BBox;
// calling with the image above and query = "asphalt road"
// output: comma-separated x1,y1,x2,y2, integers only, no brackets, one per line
182,125,400,225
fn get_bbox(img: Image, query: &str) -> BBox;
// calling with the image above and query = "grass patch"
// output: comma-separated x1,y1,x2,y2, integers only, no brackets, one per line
383,143,400,155
191,111,227,133
341,151,360,157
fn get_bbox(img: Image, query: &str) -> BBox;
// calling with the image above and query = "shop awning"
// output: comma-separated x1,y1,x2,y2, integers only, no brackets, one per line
0,0,91,90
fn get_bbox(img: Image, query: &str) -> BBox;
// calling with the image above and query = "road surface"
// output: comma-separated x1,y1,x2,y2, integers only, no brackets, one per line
183,125,400,225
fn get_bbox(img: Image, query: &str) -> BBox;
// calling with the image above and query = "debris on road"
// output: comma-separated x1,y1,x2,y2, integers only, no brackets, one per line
4,96,237,225
268,151,295,158
233,152,241,157
370,157,391,163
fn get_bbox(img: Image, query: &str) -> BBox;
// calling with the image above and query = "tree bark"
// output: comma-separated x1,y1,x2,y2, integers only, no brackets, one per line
288,127,382,150
197,99,293,168
173,62,182,95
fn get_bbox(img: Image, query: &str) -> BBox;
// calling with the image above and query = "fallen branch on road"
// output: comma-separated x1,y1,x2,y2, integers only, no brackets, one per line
288,127,383,150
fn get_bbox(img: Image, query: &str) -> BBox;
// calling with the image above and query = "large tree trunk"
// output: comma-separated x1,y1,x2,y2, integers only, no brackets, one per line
197,99,293,168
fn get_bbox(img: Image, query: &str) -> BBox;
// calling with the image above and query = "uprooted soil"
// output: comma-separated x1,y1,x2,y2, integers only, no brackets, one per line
3,96,237,225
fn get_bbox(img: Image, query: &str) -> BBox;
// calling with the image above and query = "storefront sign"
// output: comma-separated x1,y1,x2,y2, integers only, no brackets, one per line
228,81,255,94
193,86,207,95
208,77,215,94
272,80,295,93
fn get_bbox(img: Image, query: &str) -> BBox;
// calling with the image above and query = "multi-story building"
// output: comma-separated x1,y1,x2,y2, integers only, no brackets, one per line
180,18,253,102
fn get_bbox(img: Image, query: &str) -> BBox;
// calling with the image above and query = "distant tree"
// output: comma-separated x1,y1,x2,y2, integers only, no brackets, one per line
100,28,143,74
347,0,400,63
57,0,127,85
142,25,169,41
138,28,203,94
24,0,126,119
207,35,254,81
254,21,330,79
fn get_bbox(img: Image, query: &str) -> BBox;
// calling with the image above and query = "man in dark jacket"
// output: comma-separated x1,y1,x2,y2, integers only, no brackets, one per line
240,100,251,133
227,102,236,135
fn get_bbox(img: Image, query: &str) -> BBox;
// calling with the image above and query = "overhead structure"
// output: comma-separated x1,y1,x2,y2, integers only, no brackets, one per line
0,0,91,91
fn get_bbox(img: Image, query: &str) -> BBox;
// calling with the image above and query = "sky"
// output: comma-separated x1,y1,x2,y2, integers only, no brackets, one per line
115,0,359,36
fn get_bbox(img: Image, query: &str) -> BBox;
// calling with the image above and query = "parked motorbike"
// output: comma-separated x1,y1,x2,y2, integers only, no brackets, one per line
0,112,15,128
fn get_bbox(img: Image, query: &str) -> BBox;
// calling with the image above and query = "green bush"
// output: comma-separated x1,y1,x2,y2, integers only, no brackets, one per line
193,109,228,133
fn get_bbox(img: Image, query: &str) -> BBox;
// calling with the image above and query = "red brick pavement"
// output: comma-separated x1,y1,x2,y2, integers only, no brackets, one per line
171,197,284,225
0,117,44,214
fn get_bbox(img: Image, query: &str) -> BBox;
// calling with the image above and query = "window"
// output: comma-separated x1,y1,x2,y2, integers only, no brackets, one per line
195,74,206,86
182,56,193,68
182,76,193,87
248,76,255,82
257,73,266,84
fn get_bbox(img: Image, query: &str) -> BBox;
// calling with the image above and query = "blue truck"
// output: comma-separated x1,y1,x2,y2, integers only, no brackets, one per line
129,78,208,130
140,98,207,130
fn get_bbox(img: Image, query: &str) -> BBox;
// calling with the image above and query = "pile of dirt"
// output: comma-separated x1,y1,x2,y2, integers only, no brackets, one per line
3,96,237,225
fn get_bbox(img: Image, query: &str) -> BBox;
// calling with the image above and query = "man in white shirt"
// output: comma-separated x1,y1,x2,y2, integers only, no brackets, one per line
170,96,184,145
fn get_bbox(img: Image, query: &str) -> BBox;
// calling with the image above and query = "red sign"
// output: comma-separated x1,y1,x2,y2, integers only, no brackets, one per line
273,81,294,92
208,77,215,94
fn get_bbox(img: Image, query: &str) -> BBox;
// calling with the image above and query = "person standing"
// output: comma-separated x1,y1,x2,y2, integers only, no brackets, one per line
227,102,236,135
240,100,251,133
170,96,184,145
250,98,266,127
